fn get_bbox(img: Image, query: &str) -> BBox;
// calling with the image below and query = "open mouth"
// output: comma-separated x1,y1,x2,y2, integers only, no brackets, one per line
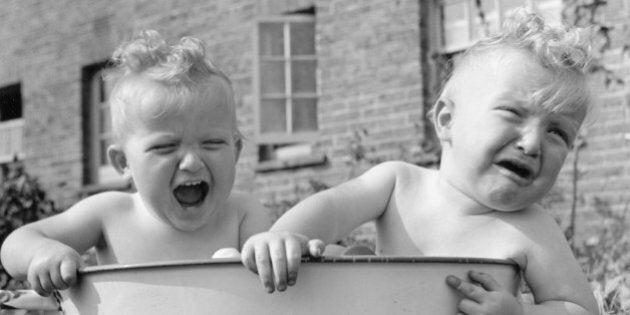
496,160,533,180
173,181,209,207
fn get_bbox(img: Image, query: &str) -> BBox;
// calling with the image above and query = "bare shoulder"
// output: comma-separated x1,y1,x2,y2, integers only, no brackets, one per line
506,204,561,231
72,191,134,215
511,206,598,313
371,160,435,188
373,160,421,172
367,161,431,180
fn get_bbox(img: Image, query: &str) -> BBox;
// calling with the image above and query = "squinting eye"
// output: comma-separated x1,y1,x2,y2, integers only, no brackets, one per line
202,139,228,149
549,128,570,145
149,143,176,153
497,106,522,118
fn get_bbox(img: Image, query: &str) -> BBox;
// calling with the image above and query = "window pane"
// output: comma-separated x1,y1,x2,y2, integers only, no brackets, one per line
260,98,287,134
472,0,499,40
260,60,286,95
99,105,111,133
291,60,316,94
98,75,107,102
99,138,110,166
0,84,22,121
259,22,284,56
443,1,467,22
442,2,469,49
292,98,317,132
502,0,525,11
290,22,315,55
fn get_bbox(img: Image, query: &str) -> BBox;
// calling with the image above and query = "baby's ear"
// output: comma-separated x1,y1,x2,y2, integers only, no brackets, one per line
107,144,132,181
434,98,454,142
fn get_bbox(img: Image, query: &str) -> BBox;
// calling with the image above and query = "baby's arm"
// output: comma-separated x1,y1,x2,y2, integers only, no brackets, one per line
517,213,598,314
448,209,598,315
242,161,401,293
0,192,115,296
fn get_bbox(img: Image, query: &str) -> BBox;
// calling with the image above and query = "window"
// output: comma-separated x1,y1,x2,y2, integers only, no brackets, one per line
438,0,562,53
0,83,23,163
82,63,123,189
254,13,324,170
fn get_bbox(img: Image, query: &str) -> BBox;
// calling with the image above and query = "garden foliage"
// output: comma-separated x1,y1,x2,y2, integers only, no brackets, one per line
0,160,59,289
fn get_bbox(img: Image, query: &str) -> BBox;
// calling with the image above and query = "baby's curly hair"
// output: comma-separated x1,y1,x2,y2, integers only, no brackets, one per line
108,30,230,85
438,7,594,116
465,7,591,73
106,30,237,141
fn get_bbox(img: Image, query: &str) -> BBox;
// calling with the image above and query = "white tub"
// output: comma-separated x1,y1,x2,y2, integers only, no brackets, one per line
50,256,520,314
1,256,520,314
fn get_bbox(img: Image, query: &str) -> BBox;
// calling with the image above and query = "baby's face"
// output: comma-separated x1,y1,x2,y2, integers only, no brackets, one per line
442,48,585,212
121,82,239,231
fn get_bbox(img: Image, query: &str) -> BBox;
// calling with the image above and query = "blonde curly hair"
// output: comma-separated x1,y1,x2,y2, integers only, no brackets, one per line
106,30,238,142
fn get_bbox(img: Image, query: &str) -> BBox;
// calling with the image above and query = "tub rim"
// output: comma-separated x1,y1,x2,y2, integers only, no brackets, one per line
79,256,519,275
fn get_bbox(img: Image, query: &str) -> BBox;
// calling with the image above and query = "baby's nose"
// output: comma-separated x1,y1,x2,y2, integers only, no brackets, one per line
179,150,203,172
516,127,541,157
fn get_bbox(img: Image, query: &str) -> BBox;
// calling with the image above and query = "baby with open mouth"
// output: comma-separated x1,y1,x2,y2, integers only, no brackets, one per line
1,30,272,297
174,181,210,208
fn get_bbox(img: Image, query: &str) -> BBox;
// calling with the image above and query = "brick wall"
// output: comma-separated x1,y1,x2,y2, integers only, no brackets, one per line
0,0,423,210
251,0,424,205
544,0,630,238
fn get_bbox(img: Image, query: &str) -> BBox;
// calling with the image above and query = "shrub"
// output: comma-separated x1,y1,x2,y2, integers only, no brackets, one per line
0,160,59,289
572,197,630,314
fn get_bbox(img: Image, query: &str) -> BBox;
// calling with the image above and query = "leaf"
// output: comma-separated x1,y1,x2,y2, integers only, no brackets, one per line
618,283,630,311
605,275,624,297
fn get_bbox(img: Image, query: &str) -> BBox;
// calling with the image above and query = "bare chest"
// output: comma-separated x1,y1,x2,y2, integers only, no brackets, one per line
377,206,526,265
96,211,241,265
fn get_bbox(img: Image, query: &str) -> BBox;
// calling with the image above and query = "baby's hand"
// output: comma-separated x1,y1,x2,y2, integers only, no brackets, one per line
241,231,324,293
446,270,524,315
27,242,82,297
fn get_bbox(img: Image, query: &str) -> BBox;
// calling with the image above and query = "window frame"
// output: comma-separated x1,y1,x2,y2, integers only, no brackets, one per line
436,0,562,54
253,14,319,146
81,63,125,190
0,83,24,163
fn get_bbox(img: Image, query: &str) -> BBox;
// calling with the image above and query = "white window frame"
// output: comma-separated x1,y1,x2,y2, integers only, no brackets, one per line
87,67,121,185
253,15,318,147
0,83,24,163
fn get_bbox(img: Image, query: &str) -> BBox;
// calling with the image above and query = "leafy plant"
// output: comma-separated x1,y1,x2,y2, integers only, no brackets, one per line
0,159,59,289
572,197,630,314
264,179,329,223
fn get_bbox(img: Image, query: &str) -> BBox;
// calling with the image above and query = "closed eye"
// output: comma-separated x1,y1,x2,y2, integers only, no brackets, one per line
202,139,228,149
496,105,523,118
548,127,571,146
148,143,177,154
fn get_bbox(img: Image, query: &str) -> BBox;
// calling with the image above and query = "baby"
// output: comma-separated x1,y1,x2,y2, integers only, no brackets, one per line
0,30,271,296
242,8,598,315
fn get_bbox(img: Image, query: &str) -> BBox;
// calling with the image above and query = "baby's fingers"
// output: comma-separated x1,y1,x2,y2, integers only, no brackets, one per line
58,259,80,288
468,270,501,292
240,242,258,272
446,275,487,303
268,240,289,292
28,270,53,297
253,243,275,293
284,237,304,287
